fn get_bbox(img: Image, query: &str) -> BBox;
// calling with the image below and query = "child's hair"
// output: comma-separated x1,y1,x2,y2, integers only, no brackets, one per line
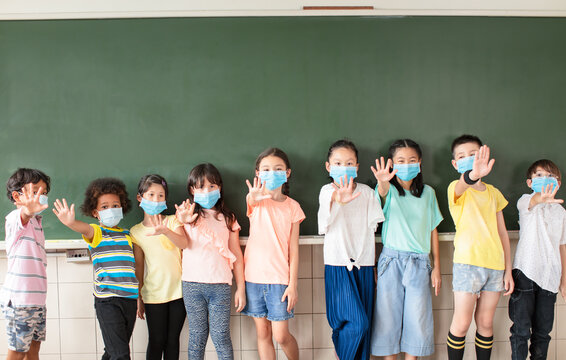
6,168,51,203
255,147,291,195
451,134,483,157
81,178,132,217
388,139,425,197
187,163,237,231
327,139,359,162
526,159,562,181
137,174,168,198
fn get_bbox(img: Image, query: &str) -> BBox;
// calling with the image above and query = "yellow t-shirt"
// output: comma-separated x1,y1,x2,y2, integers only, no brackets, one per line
130,215,183,304
447,180,508,270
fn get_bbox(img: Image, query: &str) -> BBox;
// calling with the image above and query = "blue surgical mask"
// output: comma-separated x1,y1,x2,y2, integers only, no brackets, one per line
193,189,221,209
36,195,48,215
258,171,288,191
393,163,421,182
456,155,475,174
139,198,167,215
531,176,560,193
98,208,123,228
329,166,357,184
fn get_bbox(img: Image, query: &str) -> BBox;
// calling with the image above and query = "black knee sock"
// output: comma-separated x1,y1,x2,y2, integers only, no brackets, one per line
475,332,494,360
447,331,466,360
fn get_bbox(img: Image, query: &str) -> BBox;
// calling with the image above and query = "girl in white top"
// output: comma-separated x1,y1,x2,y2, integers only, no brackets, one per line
131,174,188,360
318,139,384,360
174,163,245,360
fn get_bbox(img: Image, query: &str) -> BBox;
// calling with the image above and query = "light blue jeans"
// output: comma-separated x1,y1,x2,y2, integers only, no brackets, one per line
371,247,434,357
182,281,233,360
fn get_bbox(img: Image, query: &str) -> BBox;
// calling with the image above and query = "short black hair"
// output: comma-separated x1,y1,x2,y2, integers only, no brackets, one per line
451,134,483,157
6,168,51,203
80,178,131,217
526,159,561,181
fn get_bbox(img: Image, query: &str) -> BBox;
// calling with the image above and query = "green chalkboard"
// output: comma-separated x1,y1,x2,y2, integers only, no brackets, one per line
1,16,565,238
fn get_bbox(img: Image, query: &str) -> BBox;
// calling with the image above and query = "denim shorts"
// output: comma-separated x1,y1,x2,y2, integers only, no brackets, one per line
371,248,434,357
452,263,504,294
241,282,294,321
1,302,46,352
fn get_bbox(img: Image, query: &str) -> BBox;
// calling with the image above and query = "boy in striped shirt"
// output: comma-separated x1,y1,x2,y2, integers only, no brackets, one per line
1,168,51,360
53,177,138,360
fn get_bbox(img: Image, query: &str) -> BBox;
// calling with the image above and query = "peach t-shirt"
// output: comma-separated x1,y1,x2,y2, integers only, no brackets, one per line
244,197,305,285
182,209,240,284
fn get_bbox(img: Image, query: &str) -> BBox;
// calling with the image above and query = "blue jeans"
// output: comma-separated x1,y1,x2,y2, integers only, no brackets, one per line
241,282,293,321
371,247,434,357
509,269,556,360
182,282,233,360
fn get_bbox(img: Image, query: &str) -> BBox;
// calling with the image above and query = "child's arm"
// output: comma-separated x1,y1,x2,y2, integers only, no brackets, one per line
146,214,189,249
496,210,514,296
371,156,397,201
430,228,441,296
528,183,563,210
454,145,495,198
15,184,49,225
53,199,95,240
133,244,145,319
245,177,272,207
228,228,246,312
282,221,300,313
560,244,566,301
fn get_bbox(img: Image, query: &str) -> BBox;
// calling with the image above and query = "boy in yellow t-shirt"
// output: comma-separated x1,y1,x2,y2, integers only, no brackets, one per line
445,135,514,360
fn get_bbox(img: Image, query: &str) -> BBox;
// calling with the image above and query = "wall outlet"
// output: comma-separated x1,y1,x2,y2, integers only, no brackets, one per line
66,249,90,262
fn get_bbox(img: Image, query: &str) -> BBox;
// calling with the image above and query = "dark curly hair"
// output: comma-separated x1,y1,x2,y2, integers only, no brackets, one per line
6,168,51,203
80,178,131,217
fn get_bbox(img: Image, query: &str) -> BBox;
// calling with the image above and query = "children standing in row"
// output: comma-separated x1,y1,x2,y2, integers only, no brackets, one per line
131,174,186,360
174,163,245,360
1,168,50,360
318,139,384,360
509,159,566,360
242,148,305,360
53,178,139,360
370,139,443,360
446,135,514,360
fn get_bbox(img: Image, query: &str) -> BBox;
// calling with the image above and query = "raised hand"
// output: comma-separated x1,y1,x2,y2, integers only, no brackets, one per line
175,200,198,224
145,214,168,236
332,176,361,204
53,198,76,226
540,183,564,204
371,157,397,184
470,145,495,180
245,177,272,202
16,184,48,216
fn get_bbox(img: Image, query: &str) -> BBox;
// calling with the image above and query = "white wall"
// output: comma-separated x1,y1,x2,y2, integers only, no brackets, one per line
2,0,566,20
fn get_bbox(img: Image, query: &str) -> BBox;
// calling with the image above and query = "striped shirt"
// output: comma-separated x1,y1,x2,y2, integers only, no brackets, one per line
83,224,138,299
0,209,47,307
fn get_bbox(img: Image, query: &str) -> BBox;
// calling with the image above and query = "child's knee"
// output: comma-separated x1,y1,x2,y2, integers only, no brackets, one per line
255,321,272,341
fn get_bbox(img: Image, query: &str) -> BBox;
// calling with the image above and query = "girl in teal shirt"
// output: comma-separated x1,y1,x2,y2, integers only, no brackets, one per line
370,139,443,360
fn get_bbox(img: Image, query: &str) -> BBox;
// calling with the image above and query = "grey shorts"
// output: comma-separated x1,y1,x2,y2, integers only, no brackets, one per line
1,302,46,352
452,263,504,295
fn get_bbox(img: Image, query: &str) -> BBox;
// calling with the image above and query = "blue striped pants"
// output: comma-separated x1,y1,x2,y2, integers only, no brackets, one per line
325,265,375,360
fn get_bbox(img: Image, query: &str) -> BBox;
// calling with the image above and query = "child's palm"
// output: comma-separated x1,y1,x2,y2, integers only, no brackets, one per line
541,184,564,204
16,185,47,215
53,199,75,225
175,201,198,224
371,157,397,183
246,177,272,202
145,214,167,236
332,177,361,204
471,145,495,179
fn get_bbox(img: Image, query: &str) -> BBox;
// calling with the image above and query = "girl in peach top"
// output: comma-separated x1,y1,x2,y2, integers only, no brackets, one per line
242,148,305,360
174,163,245,360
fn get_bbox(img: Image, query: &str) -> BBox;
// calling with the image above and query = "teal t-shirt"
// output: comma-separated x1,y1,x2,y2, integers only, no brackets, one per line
377,184,443,254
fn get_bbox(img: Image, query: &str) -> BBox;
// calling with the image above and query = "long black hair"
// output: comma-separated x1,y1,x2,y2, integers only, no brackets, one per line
255,147,291,195
388,139,424,198
187,163,236,231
